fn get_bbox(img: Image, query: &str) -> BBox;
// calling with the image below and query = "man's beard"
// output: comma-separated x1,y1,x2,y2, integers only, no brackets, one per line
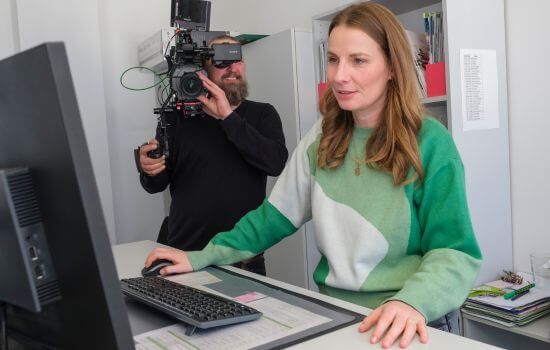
220,78,248,106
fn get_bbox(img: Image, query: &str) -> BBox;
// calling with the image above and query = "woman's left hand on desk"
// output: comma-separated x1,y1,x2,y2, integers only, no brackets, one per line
358,300,428,349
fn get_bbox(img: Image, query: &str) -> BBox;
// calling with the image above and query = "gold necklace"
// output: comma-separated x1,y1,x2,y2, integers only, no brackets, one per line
352,152,369,176
353,158,368,176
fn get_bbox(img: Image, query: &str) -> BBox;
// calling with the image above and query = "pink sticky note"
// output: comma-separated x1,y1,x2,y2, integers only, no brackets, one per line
234,291,266,303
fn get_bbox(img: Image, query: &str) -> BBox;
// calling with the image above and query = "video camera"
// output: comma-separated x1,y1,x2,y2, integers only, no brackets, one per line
167,0,242,116
166,31,241,113
136,0,242,164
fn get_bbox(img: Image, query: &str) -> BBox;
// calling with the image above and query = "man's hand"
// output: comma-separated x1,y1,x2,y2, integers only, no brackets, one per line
144,247,193,276
196,72,233,120
139,138,165,176
358,300,428,349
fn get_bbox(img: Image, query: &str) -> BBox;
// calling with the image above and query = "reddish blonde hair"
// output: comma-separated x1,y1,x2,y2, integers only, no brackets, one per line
317,2,425,185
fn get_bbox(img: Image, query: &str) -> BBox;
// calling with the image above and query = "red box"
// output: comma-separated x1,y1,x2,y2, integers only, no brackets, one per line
318,82,328,99
426,62,446,97
318,82,329,110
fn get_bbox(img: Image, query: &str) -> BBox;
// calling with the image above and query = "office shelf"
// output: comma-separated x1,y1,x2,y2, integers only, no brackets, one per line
422,95,447,106
243,28,318,291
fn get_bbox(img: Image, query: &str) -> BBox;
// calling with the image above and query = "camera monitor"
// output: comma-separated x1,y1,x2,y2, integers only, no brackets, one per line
171,0,211,30
0,43,134,349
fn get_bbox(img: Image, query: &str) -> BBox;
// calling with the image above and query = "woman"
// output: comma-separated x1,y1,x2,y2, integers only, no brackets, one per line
145,2,482,348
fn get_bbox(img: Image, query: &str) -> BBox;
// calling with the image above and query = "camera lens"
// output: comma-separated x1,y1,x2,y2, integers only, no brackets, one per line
179,73,203,97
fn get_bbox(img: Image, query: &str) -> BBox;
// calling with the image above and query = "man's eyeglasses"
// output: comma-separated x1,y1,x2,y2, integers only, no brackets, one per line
212,60,242,69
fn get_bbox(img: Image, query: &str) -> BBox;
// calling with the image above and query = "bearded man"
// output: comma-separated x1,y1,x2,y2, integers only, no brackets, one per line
138,35,288,276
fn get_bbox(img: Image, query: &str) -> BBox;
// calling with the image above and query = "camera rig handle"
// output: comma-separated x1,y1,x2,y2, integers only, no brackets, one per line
133,105,172,176
147,108,171,160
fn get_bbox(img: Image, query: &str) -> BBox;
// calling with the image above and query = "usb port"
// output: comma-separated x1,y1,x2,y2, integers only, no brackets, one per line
35,265,45,280
29,246,39,261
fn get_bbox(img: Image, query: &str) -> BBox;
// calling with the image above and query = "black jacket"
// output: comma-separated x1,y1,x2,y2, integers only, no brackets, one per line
140,100,288,251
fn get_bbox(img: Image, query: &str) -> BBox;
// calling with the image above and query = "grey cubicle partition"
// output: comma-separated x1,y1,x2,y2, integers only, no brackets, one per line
243,28,320,291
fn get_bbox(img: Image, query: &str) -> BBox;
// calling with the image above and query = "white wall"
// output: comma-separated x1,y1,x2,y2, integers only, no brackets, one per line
0,0,17,60
97,0,171,244
4,0,116,243
504,0,550,272
211,0,355,33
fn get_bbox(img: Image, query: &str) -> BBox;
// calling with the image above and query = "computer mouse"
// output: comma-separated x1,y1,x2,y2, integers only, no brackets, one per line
141,259,173,277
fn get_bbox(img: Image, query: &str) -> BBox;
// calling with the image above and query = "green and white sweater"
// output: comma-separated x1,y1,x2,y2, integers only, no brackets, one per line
188,117,482,322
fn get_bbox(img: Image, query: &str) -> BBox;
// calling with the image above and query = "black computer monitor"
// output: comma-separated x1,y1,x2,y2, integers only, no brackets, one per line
0,43,134,349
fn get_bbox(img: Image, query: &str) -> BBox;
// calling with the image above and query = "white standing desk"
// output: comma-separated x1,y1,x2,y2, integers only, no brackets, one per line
113,240,501,349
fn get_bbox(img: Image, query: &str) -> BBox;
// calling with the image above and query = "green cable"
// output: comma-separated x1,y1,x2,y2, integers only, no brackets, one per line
119,66,168,91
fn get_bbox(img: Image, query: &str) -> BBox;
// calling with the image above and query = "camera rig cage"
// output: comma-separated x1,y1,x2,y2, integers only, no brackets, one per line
134,0,242,168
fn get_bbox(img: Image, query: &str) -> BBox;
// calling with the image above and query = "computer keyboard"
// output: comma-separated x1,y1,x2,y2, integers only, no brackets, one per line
120,276,262,335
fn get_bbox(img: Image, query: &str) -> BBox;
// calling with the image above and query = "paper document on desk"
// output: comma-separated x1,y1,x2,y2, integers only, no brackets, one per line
134,296,331,350
165,271,222,287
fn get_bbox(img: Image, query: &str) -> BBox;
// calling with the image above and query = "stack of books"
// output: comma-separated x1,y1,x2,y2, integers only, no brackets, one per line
462,273,550,327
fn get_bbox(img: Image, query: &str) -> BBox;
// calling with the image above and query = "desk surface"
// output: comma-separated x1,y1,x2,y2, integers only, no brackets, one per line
113,240,501,349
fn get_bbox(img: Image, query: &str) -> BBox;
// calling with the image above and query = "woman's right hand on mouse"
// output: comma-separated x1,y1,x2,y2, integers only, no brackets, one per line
144,247,193,276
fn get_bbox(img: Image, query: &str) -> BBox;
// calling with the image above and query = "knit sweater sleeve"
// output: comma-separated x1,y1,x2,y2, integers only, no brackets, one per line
387,156,482,322
187,121,320,270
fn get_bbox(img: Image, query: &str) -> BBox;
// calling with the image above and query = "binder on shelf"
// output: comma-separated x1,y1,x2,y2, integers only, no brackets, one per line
426,62,446,97
319,40,327,83
422,12,444,64
405,30,429,98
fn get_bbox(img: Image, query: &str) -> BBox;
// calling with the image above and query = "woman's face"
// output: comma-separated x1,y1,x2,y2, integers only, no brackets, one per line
327,26,391,120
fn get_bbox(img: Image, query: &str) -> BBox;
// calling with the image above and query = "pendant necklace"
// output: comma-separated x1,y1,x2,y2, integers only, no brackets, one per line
353,153,368,176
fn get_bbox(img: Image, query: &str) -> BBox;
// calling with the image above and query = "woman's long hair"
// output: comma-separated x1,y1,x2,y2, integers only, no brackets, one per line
317,2,425,185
